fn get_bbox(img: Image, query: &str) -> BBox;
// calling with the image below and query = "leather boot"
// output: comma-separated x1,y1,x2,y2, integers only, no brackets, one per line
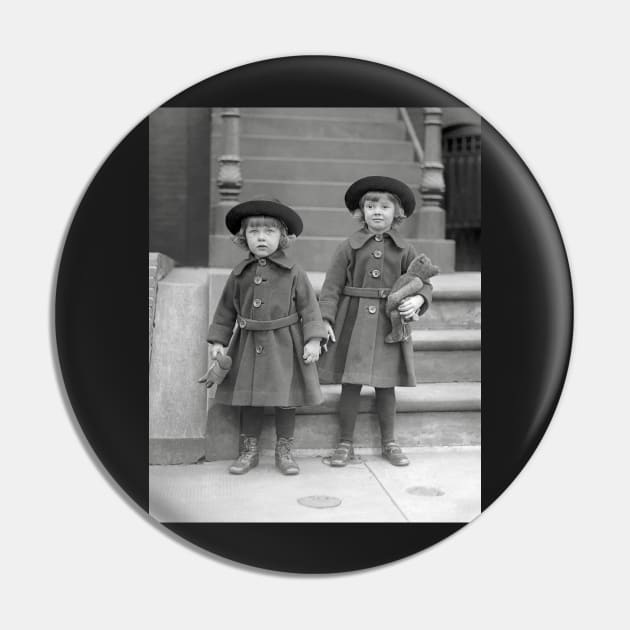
330,440,354,467
275,437,300,475
228,435,259,474
382,441,409,466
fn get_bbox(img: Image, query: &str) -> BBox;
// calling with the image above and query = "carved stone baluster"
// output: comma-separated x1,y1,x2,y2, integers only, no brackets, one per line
421,107,445,211
418,107,446,241
217,108,242,203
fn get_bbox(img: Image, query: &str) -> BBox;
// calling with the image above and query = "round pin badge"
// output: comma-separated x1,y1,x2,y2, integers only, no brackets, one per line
55,56,572,573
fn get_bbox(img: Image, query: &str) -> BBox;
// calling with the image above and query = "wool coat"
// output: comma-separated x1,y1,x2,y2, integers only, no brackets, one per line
318,227,433,388
207,249,327,407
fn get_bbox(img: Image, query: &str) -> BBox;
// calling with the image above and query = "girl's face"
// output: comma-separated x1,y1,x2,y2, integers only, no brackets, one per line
244,217,282,257
362,193,396,233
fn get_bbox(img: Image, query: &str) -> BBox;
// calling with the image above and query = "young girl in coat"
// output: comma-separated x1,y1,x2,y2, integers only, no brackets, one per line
199,198,327,475
318,176,433,467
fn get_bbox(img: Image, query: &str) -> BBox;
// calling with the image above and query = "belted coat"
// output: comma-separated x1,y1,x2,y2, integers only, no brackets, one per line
318,227,432,388
207,249,327,407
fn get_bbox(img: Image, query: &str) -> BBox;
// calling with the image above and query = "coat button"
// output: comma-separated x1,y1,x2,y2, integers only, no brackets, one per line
371,269,381,278
254,276,263,285
258,258,267,266
253,298,262,308
374,234,383,242
238,318,247,328
367,305,377,314
256,345,263,354
373,250,382,258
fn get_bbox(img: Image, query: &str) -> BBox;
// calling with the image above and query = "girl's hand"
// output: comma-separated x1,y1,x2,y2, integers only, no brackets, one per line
303,339,322,364
209,343,226,360
398,295,425,319
325,322,336,344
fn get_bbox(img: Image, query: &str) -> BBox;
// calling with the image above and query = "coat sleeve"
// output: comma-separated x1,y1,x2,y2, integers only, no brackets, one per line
295,267,328,342
404,246,433,317
318,241,350,324
206,273,237,346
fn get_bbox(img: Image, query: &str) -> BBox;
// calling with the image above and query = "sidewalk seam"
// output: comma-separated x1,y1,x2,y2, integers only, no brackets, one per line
363,461,409,523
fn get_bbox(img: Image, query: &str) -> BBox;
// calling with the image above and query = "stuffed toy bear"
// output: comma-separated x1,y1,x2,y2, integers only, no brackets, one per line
385,253,440,343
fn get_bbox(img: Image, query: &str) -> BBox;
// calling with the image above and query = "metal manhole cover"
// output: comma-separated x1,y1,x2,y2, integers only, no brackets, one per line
297,495,342,509
406,486,445,497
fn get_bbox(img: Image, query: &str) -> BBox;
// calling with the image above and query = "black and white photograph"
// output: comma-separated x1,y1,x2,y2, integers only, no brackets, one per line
148,107,482,522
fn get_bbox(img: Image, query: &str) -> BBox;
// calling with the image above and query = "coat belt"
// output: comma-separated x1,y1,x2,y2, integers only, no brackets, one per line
237,312,299,331
342,286,391,298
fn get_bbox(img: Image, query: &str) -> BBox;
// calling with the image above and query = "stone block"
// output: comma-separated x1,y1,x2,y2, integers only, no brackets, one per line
149,268,209,464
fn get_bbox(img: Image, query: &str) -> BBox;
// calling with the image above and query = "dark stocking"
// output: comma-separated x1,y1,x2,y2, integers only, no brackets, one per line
338,383,362,443
375,387,396,444
240,406,264,438
275,407,296,439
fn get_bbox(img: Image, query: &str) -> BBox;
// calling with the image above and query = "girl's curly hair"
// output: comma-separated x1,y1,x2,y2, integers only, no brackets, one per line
232,215,294,250
352,191,406,227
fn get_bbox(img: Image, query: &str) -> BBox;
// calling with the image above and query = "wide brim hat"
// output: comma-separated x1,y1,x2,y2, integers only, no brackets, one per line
225,198,303,236
344,176,416,216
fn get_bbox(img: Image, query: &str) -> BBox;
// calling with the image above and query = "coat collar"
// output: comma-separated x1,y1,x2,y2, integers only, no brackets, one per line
232,248,296,276
348,227,406,250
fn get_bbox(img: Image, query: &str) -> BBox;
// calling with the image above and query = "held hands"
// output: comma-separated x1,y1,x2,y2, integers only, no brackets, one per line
303,338,322,364
398,295,425,320
321,322,336,352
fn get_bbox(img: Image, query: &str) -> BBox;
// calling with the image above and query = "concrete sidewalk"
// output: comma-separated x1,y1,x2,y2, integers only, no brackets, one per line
149,447,480,523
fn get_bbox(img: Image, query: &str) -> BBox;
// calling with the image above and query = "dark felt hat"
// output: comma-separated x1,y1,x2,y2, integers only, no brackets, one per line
225,198,303,236
344,176,416,216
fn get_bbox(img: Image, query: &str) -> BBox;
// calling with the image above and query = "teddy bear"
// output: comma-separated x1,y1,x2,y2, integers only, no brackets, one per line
385,253,440,343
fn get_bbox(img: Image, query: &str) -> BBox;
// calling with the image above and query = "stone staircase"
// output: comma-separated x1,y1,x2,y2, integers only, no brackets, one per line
209,108,455,273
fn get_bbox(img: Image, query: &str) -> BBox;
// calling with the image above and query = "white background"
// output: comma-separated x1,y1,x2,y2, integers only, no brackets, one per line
2,1,629,628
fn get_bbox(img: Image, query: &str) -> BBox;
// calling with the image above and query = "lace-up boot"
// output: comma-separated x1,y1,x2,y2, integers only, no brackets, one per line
275,437,300,475
228,435,259,474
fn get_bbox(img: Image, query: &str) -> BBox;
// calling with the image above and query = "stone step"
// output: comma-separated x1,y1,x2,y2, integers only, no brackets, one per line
301,382,480,415
240,179,421,208
412,330,481,382
308,270,481,329
208,268,480,307
239,107,400,121
206,268,480,333
206,382,481,458
234,136,415,161
239,156,421,184
208,234,456,273
215,114,407,141
257,411,481,453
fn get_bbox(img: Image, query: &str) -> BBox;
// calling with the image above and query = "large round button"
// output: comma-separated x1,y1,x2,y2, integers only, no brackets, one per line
238,318,247,328
371,269,381,278
255,345,263,354
254,276,263,285
258,258,267,266
367,305,377,314
253,298,262,308
374,234,383,242
373,250,382,259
